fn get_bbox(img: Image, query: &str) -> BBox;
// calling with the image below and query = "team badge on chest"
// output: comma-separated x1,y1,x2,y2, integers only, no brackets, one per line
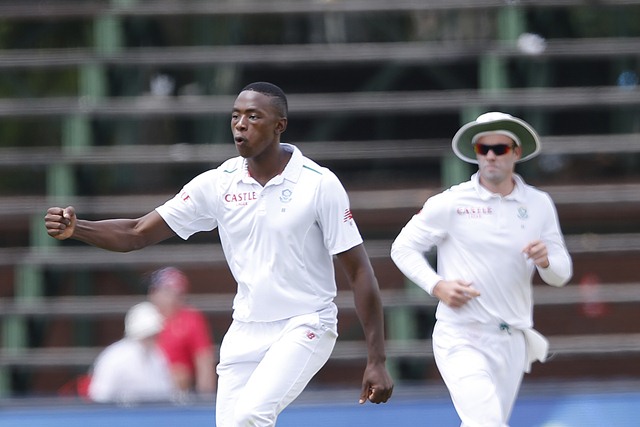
279,189,293,203
517,206,528,220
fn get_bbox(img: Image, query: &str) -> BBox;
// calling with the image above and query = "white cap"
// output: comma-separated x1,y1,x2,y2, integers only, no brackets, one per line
124,302,164,340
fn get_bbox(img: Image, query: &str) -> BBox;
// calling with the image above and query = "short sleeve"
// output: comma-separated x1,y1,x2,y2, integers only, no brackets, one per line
315,171,363,255
156,170,219,240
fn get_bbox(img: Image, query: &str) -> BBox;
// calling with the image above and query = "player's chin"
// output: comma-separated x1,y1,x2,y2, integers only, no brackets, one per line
234,141,251,157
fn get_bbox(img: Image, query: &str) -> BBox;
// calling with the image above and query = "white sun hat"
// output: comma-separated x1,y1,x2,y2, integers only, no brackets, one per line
124,302,164,340
452,112,541,164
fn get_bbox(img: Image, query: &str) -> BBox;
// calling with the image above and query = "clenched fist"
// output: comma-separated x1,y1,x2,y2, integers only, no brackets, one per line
44,206,76,240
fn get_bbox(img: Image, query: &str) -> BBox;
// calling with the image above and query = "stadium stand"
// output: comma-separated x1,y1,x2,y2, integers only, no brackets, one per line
0,0,639,397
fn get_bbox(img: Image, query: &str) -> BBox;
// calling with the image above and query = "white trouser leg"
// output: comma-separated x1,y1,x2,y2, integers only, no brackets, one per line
433,321,525,427
216,310,337,427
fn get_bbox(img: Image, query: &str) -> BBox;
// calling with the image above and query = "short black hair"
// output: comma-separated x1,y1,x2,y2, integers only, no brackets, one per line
241,82,288,118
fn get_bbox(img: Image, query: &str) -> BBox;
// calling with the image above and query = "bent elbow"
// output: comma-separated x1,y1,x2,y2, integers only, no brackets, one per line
390,244,399,263
390,240,406,264
559,271,573,287
125,238,152,253
110,235,152,253
544,266,573,288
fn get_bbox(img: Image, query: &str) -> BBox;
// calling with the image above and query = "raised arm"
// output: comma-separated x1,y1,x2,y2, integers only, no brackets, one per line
44,206,176,252
335,243,393,405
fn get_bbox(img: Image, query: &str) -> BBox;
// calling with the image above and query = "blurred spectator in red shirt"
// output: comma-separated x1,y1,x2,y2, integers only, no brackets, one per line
148,267,217,395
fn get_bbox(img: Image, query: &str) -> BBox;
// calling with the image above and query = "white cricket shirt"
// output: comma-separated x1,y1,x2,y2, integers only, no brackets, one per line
156,144,363,322
391,173,572,329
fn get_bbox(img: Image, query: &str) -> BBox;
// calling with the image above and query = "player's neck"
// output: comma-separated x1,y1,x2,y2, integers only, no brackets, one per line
248,145,291,186
480,175,515,196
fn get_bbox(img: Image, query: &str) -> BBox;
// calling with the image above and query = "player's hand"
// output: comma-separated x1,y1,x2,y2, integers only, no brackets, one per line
359,362,393,404
433,279,480,308
522,240,550,268
45,206,77,240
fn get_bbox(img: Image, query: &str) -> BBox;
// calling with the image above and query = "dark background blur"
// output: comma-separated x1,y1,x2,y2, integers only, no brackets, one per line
0,0,639,400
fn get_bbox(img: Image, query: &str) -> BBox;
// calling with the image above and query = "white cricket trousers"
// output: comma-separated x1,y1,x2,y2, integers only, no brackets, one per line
215,307,338,427
433,320,526,427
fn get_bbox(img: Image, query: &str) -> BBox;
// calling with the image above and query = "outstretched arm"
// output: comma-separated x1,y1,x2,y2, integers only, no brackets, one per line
336,243,393,405
44,206,176,252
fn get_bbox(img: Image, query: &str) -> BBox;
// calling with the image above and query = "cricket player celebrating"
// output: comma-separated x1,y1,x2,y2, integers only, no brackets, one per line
45,82,393,426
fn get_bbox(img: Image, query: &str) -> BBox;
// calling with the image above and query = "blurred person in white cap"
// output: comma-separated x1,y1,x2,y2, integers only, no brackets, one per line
148,266,216,396
88,301,177,404
391,112,573,427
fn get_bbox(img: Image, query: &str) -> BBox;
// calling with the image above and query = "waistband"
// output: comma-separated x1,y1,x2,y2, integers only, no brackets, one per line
437,319,524,334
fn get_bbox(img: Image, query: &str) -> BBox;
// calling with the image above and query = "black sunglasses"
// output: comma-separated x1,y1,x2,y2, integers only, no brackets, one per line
473,143,516,156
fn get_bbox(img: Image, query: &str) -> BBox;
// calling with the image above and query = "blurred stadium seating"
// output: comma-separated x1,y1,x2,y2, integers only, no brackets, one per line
0,0,639,405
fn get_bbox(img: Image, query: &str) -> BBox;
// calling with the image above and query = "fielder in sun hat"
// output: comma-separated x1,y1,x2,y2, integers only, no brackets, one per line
452,112,541,164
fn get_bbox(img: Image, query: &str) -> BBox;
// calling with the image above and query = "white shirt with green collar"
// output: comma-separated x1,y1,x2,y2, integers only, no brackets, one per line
391,172,572,330
157,143,362,323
